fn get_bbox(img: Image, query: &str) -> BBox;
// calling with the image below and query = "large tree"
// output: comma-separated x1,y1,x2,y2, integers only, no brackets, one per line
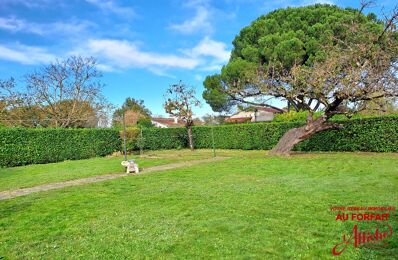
203,3,398,155
164,81,201,151
1,56,111,128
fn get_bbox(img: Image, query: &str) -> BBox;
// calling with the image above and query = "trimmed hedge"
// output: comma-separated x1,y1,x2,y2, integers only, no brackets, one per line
192,122,299,150
0,128,121,167
2,116,396,167
133,116,398,152
142,127,188,150
297,116,398,152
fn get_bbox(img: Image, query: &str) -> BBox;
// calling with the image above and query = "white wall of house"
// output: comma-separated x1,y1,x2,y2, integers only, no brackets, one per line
252,111,274,122
151,120,168,128
229,111,275,122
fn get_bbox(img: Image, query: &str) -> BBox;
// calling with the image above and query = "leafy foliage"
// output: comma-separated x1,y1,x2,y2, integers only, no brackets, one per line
297,116,398,152
0,128,121,167
112,98,152,127
273,111,322,123
164,81,201,150
203,4,398,154
164,81,201,126
123,116,398,152
204,4,387,112
141,127,188,150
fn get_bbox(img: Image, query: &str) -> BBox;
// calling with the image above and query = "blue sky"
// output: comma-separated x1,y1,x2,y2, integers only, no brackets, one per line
0,0,396,117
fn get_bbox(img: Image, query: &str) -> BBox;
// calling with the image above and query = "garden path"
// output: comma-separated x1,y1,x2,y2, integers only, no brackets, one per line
0,157,228,201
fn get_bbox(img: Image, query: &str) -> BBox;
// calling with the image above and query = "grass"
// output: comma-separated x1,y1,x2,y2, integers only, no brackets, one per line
0,149,254,192
0,150,397,259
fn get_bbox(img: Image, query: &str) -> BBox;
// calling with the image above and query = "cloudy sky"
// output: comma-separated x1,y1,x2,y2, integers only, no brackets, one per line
0,0,396,116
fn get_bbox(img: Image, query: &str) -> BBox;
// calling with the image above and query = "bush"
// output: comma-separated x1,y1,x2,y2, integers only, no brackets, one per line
142,127,188,150
0,128,121,167
4,116,394,168
297,116,398,152
273,111,322,123
119,127,141,151
132,116,398,152
192,123,299,150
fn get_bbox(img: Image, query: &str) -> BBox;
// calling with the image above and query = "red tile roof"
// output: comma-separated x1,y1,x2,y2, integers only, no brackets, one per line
256,107,284,113
225,117,252,123
151,117,185,127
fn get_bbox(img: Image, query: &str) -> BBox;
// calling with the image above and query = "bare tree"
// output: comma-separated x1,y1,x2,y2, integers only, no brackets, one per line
164,81,201,151
1,56,112,128
0,78,40,127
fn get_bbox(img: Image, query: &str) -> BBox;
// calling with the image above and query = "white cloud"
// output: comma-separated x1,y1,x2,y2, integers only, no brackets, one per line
301,0,334,5
71,37,230,74
0,17,94,36
184,36,230,63
199,64,223,71
0,0,52,8
194,74,203,81
85,0,135,18
183,37,230,72
0,44,56,65
0,17,27,32
75,39,200,70
170,6,212,34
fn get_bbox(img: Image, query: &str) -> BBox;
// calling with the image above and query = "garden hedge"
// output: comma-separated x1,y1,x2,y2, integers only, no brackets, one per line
134,116,398,152
2,116,396,168
0,128,121,167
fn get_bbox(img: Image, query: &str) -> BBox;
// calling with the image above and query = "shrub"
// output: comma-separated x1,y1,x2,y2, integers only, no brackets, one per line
142,127,188,150
297,116,398,152
273,111,322,123
133,116,398,152
0,128,121,167
192,123,299,150
119,127,141,151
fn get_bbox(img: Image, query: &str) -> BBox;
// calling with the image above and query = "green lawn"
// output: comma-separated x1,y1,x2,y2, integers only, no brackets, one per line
0,149,252,192
0,151,397,259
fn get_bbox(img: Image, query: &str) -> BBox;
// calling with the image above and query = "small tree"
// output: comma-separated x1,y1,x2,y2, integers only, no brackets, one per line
112,98,152,127
164,81,201,151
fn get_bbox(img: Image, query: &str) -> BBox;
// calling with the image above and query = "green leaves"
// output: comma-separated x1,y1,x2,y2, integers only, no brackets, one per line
122,116,398,153
202,74,234,113
0,128,121,167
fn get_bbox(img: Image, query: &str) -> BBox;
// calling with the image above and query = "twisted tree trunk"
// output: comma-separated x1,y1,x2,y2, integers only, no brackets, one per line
269,115,342,156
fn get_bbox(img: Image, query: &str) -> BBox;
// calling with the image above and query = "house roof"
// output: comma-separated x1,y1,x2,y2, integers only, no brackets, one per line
225,117,251,123
151,117,185,127
229,111,253,119
256,107,284,113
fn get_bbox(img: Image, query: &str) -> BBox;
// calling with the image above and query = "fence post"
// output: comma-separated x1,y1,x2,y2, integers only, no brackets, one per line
211,126,216,158
140,128,144,157
123,112,127,161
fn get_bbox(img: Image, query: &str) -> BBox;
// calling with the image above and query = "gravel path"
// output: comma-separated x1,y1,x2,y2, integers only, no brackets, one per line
0,157,228,201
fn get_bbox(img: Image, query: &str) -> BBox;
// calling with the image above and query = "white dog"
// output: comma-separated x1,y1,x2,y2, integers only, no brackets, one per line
121,160,139,174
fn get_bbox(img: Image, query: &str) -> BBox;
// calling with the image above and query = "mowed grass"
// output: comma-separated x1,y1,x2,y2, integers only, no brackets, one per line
0,149,256,192
0,151,397,259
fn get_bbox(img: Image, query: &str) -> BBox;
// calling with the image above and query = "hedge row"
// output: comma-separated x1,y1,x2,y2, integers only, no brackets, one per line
0,128,121,167
297,116,398,152
2,116,396,167
134,116,398,152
